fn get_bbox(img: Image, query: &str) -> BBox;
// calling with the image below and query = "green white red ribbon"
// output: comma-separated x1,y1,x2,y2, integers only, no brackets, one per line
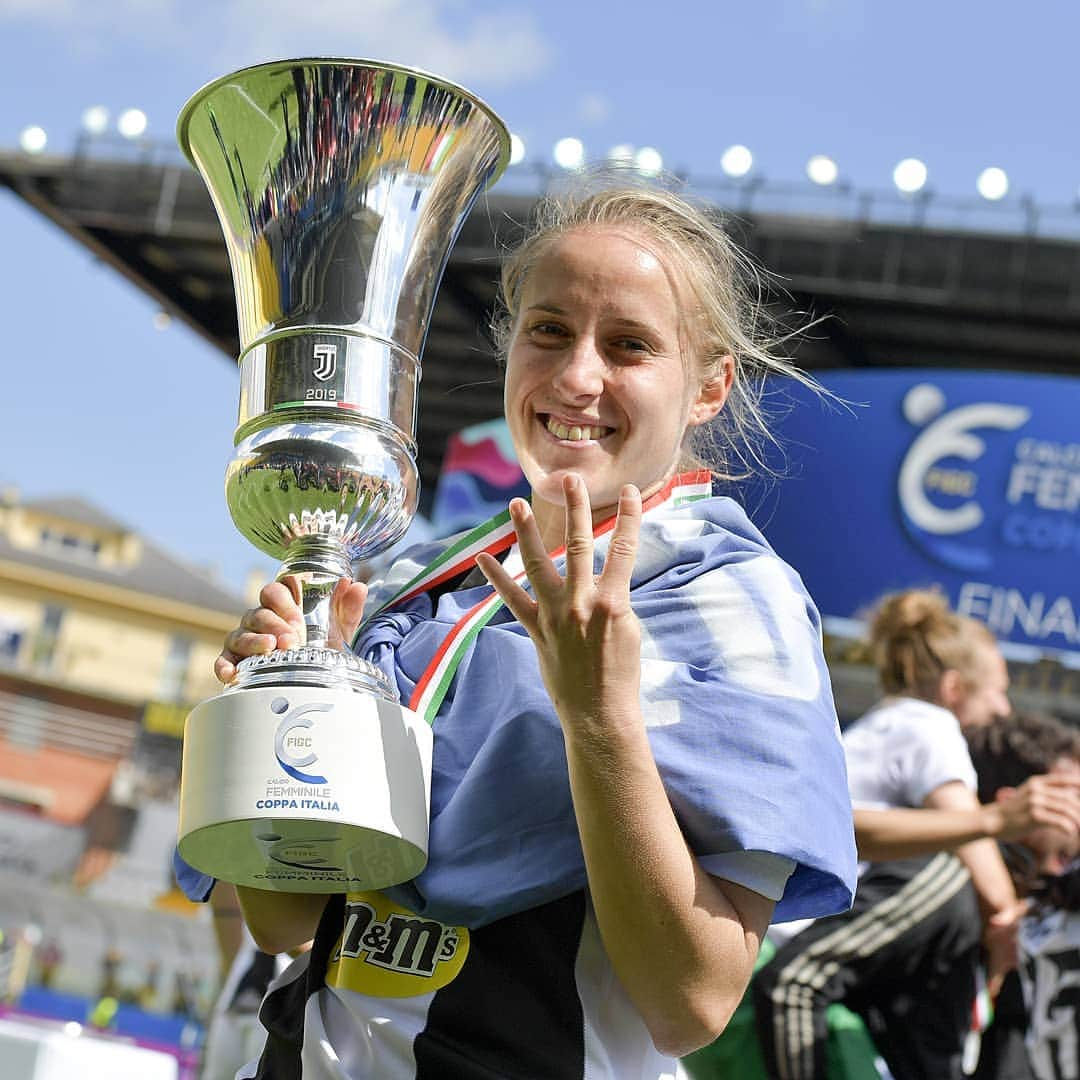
371,471,712,725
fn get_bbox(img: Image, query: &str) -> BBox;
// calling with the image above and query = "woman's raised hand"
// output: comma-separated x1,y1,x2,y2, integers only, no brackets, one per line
214,577,369,685
990,772,1080,843
476,474,643,734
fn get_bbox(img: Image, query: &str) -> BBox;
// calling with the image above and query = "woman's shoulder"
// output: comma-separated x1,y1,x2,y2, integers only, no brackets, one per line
644,489,767,539
846,697,963,745
637,493,783,571
636,493,818,615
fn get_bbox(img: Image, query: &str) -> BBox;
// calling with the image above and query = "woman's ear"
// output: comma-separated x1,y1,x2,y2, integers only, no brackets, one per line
689,354,734,427
937,669,966,713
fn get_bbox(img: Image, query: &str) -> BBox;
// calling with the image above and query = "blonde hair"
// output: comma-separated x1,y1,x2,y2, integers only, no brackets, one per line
870,589,997,701
490,181,823,481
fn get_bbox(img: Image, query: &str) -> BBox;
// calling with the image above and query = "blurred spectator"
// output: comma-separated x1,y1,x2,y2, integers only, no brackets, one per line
1016,866,1080,1080
137,958,162,1011
200,930,292,1080
200,883,308,1078
36,937,61,988
753,590,1080,1080
968,712,1080,1080
99,946,123,1000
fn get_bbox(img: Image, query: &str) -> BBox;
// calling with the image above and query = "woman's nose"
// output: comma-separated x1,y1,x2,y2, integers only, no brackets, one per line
552,339,605,398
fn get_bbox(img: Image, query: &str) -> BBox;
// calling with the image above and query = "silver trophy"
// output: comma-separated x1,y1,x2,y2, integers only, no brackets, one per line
176,59,509,892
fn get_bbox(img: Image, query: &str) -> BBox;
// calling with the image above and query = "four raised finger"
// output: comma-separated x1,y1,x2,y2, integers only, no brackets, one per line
597,485,642,600
476,550,539,635
560,473,595,597
508,497,564,602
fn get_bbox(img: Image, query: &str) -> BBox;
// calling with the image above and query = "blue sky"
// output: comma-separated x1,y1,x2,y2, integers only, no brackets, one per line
1,0,1078,596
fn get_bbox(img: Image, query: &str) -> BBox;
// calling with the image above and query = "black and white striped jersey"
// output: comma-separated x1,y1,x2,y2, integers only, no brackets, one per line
242,890,687,1080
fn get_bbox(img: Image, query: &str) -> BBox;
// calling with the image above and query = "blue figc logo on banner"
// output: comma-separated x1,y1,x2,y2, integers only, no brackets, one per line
272,697,330,784
898,383,1030,572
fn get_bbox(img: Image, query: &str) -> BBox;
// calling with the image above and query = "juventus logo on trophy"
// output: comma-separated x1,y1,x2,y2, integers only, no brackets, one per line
312,344,338,382
175,59,509,893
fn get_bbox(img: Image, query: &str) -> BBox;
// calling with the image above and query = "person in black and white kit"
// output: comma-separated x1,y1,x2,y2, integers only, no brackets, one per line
967,711,1080,1080
174,183,859,1080
754,589,1080,1080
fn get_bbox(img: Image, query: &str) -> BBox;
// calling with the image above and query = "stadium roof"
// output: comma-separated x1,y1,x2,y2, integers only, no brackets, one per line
4,141,1080,509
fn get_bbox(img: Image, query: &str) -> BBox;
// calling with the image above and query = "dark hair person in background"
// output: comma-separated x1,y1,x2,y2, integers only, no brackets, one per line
968,712,1080,1080
754,590,1080,1080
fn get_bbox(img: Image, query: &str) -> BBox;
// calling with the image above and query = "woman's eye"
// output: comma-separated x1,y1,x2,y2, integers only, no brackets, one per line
529,322,568,339
614,337,649,353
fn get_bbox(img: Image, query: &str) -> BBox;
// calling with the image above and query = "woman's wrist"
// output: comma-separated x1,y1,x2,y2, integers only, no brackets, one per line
978,802,1006,840
557,696,647,750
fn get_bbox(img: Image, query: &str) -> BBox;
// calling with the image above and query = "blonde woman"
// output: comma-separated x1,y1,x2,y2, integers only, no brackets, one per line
178,185,858,1080
754,590,1080,1080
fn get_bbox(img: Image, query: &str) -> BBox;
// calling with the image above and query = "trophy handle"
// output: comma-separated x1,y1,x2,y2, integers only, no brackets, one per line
278,537,354,649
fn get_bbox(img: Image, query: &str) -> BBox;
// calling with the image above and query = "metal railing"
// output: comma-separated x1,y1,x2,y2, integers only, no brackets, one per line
9,132,1080,244
496,162,1080,242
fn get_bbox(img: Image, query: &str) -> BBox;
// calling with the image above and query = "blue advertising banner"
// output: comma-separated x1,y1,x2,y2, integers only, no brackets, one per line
744,370,1080,659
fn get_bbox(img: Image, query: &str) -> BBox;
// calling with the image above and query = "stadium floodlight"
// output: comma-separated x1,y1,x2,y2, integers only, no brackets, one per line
976,166,1009,201
720,144,754,179
18,125,47,154
81,106,110,135
553,136,585,170
607,143,635,165
509,133,526,166
892,157,928,195
806,154,839,186
117,108,148,139
634,146,663,177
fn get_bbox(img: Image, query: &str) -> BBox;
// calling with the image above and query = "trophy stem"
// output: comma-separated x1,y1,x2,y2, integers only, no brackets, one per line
278,537,353,648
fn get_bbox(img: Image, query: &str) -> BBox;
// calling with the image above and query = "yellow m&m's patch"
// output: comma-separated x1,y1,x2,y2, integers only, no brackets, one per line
326,891,469,998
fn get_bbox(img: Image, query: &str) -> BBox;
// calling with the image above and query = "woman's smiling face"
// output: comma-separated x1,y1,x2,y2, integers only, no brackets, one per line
503,225,729,541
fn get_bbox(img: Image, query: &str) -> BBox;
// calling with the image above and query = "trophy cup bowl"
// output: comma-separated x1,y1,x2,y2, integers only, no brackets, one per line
175,59,509,892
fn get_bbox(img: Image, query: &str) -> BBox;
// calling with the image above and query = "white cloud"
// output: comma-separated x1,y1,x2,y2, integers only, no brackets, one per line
0,0,552,88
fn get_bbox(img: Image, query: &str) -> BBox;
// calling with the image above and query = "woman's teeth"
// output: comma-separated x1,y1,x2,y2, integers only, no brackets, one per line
545,417,608,441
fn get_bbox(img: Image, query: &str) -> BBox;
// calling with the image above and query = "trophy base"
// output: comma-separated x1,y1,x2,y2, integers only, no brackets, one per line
178,682,432,893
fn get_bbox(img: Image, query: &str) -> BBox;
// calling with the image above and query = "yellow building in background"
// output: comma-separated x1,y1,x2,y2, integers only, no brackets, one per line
0,483,248,829
0,488,240,714
0,487,248,1011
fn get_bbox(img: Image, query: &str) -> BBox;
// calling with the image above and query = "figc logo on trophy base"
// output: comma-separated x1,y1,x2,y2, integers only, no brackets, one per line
175,59,509,893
